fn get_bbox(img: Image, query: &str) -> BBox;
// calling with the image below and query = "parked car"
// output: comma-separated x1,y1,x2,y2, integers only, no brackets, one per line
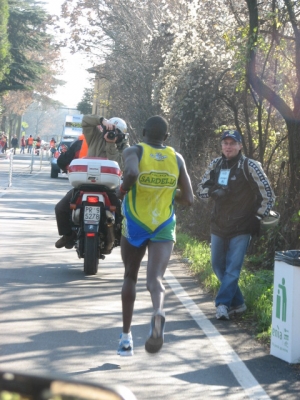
50,138,75,178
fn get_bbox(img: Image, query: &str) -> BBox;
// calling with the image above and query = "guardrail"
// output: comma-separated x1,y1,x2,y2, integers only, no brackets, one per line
8,149,13,187
0,147,50,190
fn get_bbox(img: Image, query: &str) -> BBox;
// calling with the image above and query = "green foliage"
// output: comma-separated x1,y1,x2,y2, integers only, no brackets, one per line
0,0,51,93
175,231,274,339
239,269,273,334
0,0,10,83
77,88,93,115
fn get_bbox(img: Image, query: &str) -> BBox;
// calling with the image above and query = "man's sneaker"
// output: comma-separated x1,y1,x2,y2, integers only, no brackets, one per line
55,232,76,249
228,303,247,316
117,333,133,356
145,311,165,354
216,304,229,320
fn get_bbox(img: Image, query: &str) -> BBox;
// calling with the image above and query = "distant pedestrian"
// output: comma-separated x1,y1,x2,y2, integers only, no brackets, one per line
2,135,7,153
0,134,5,153
27,135,33,153
11,135,18,155
20,136,26,154
50,137,57,157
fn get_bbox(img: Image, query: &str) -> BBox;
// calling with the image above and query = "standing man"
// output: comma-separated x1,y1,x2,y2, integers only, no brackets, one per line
196,130,275,321
11,134,18,154
117,115,194,356
27,135,33,153
0,134,5,153
20,136,26,154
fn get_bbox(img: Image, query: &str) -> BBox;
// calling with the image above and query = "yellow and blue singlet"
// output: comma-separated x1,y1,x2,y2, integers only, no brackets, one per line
121,142,180,247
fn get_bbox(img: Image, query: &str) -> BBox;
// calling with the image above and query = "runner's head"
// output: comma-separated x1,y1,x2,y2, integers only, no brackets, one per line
143,116,169,142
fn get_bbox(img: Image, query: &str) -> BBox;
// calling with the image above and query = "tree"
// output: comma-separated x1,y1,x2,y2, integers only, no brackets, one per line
0,0,64,139
23,102,70,140
245,0,300,247
77,88,93,115
61,0,188,140
60,0,294,248
0,0,10,83
0,0,56,93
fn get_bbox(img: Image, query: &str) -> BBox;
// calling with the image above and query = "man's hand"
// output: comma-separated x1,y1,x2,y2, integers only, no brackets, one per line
116,187,125,200
116,183,129,200
102,119,115,131
101,119,117,143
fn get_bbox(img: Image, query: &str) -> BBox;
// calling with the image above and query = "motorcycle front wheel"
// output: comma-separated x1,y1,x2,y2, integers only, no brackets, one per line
83,234,99,275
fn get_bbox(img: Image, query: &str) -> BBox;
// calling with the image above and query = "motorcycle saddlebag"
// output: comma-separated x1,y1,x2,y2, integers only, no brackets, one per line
68,157,121,189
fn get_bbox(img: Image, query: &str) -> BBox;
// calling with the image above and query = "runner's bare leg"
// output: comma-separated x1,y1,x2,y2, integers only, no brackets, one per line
121,236,146,333
146,241,174,312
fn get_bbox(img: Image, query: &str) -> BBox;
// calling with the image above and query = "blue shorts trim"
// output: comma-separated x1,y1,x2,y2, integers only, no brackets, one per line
122,217,176,247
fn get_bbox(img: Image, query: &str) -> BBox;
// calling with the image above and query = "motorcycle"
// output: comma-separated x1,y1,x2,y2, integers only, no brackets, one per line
68,157,122,276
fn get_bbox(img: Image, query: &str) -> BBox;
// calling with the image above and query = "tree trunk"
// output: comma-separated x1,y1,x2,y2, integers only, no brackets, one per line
1,114,6,133
245,0,300,248
285,120,300,247
16,115,22,140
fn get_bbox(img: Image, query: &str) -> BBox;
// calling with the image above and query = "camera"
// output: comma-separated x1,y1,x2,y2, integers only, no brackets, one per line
106,130,117,140
210,185,230,199
106,129,126,143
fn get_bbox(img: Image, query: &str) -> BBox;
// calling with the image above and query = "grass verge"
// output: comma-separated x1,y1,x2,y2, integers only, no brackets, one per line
175,231,273,344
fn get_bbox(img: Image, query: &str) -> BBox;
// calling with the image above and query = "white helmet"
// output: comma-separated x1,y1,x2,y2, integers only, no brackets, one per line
108,117,127,134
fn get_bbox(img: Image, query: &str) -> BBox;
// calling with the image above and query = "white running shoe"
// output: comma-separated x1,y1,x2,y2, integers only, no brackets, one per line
216,304,229,320
117,333,133,356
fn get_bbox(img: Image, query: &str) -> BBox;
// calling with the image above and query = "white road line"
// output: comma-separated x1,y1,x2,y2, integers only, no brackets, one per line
165,268,271,400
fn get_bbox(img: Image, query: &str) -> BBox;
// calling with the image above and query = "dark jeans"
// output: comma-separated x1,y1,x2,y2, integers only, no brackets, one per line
211,233,251,308
55,189,74,236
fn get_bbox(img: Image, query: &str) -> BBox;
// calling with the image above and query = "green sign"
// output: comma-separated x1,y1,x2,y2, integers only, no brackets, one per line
276,278,287,322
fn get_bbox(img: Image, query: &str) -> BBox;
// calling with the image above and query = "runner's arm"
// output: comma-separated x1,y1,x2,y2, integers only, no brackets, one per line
175,153,194,206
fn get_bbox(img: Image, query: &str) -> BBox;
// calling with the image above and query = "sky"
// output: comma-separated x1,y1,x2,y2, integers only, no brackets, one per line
43,0,92,109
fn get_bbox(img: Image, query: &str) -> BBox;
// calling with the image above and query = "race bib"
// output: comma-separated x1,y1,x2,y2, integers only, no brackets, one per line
218,169,230,186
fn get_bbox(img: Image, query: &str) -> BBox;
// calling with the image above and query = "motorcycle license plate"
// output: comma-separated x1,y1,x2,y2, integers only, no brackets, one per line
84,206,100,222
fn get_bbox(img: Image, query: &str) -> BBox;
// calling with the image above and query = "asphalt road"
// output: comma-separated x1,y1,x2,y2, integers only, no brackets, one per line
0,155,300,399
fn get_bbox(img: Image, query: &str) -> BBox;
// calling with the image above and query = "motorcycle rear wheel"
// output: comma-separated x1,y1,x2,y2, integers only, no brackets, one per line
83,234,99,275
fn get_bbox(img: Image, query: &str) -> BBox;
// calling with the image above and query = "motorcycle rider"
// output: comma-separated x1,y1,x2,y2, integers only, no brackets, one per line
54,116,129,250
56,134,88,171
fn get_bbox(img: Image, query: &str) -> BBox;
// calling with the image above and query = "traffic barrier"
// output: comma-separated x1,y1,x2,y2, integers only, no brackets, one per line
0,146,49,190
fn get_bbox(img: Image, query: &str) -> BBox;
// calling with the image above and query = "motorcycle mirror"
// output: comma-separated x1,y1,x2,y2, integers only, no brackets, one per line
0,370,137,400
